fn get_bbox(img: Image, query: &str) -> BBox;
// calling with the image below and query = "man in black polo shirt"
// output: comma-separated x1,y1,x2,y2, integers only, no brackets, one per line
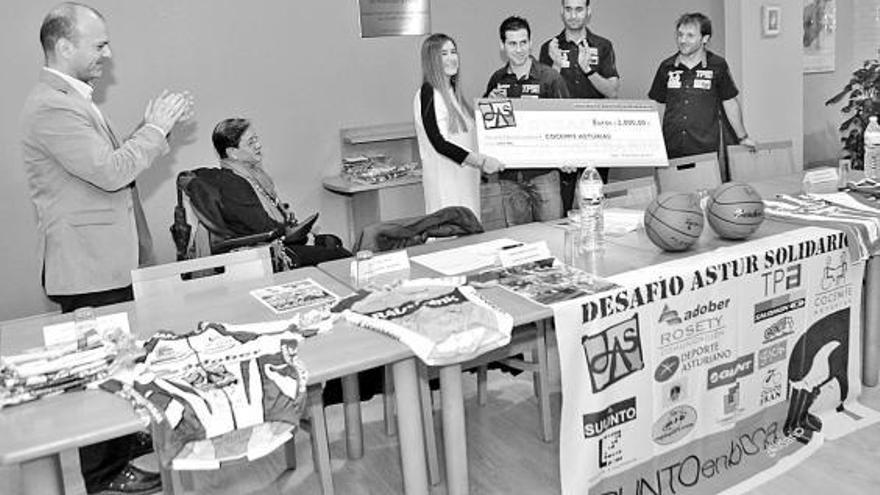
539,0,620,211
649,12,756,171
484,16,570,227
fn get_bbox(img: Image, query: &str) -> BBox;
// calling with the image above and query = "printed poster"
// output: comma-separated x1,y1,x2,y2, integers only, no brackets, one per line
250,278,338,314
553,226,878,494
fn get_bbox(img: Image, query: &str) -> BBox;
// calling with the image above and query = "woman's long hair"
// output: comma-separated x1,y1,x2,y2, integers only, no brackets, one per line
421,33,473,134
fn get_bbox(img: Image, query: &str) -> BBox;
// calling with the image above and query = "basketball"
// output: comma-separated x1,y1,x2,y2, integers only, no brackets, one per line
643,192,705,252
706,182,765,239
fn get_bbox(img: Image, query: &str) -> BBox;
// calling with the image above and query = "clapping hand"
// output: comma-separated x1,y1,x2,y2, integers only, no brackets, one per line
144,90,195,134
577,40,592,74
548,38,565,69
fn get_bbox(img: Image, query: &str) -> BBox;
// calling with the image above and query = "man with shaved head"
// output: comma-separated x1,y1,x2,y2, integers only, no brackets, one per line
21,3,192,493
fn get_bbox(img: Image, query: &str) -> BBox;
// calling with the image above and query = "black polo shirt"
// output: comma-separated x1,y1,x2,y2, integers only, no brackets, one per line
484,58,569,181
483,57,570,99
538,29,619,99
648,50,739,159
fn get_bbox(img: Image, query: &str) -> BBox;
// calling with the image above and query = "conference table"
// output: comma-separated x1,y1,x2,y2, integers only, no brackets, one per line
0,268,430,495
4,170,880,495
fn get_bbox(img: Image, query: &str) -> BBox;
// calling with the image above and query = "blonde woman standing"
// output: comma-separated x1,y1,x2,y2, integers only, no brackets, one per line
414,33,504,218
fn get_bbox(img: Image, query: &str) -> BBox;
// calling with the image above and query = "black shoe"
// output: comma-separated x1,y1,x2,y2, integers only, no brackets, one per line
89,464,162,495
129,431,154,459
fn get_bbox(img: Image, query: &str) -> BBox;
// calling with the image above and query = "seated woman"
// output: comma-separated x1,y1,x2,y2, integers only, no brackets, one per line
209,118,351,267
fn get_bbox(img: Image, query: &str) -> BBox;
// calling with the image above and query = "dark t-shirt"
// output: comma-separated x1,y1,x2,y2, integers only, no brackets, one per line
538,29,618,99
648,50,739,159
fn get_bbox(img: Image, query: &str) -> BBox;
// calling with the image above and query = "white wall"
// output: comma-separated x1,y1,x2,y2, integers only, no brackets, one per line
725,0,804,169
0,0,724,320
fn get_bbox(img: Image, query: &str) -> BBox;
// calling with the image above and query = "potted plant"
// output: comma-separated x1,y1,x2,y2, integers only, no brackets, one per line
825,58,880,169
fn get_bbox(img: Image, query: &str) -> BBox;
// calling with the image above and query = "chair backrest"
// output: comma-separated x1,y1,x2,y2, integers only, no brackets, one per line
131,247,273,300
604,176,658,209
655,152,722,193
728,140,796,182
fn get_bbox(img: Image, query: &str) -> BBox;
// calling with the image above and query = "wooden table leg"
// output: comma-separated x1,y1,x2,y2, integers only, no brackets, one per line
863,256,880,387
341,374,364,459
20,454,65,495
440,364,468,495
392,358,429,495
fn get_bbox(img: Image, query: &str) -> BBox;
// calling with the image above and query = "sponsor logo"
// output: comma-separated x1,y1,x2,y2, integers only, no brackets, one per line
662,378,688,409
758,340,787,368
707,354,754,390
658,299,730,324
723,383,741,416
760,368,784,406
696,69,714,80
821,252,848,291
762,316,795,344
666,70,683,89
814,252,854,316
598,429,623,469
582,314,645,393
678,342,732,372
478,100,515,129
583,397,637,438
597,421,783,495
652,405,697,445
761,263,802,297
754,293,806,323
654,355,680,382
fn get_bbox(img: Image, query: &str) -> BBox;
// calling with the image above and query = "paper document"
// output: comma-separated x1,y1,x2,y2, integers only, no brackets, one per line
411,238,522,275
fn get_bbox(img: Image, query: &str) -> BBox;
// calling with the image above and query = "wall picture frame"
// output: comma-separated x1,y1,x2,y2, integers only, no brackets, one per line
762,5,782,37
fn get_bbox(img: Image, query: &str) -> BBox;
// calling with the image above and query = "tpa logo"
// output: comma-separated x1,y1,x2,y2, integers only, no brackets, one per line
707,354,754,390
582,314,644,393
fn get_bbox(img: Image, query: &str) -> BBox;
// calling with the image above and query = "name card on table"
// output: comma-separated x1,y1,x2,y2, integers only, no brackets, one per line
498,241,552,268
475,98,668,169
351,250,411,288
802,167,840,194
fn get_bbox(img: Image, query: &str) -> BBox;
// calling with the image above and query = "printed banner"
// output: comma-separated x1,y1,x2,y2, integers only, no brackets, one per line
553,227,876,494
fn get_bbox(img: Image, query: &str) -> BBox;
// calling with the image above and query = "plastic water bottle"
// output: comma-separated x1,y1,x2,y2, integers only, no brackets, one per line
578,166,605,252
864,116,880,180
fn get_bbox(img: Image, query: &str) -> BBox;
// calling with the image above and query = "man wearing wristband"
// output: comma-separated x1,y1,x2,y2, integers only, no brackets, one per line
539,0,620,212
648,12,756,176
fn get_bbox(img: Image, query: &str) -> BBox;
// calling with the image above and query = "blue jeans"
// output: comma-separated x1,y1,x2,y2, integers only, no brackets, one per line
498,170,563,227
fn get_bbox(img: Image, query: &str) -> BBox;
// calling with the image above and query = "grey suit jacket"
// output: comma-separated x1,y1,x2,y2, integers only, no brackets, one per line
20,69,169,295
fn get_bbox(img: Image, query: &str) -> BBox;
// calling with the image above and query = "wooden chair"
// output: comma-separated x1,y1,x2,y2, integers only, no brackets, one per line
728,140,797,182
655,152,722,194
130,250,334,495
604,176,658,209
131,247,272,300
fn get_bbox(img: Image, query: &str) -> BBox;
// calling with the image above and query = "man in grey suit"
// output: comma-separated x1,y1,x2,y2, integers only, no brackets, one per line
20,3,191,493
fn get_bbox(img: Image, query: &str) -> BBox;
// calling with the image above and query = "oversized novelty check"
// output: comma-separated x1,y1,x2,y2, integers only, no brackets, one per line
474,98,668,169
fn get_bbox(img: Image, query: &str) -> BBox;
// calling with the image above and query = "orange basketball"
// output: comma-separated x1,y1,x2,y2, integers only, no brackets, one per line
706,182,765,239
643,193,705,252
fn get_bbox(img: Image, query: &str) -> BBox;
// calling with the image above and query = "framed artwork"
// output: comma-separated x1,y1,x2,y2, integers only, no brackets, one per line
803,0,836,73
762,5,782,37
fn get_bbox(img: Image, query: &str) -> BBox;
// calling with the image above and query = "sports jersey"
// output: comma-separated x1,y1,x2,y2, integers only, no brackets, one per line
111,321,308,470
333,279,513,366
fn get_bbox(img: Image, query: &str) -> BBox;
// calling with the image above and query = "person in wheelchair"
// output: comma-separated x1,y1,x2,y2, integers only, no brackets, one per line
207,117,351,268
